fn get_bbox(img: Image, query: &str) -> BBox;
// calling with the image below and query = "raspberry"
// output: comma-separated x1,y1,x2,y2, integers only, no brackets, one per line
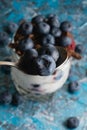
67,39,76,51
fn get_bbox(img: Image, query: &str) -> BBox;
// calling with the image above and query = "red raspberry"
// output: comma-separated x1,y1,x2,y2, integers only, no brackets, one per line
67,38,76,51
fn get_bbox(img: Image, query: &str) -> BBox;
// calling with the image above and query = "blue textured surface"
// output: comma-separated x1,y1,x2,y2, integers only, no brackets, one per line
0,0,87,130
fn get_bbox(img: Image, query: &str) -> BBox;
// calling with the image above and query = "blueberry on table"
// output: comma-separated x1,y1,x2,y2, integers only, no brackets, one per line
11,92,22,106
0,91,12,105
0,31,10,47
59,36,72,47
1,58,11,74
68,81,80,93
39,44,59,62
32,15,44,24
41,34,55,46
18,21,33,36
50,27,61,37
66,117,79,129
16,38,34,53
75,44,83,54
6,22,18,34
60,21,72,32
36,22,50,35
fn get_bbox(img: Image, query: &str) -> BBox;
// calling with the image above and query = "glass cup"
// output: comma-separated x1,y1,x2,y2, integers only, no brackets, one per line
11,47,71,101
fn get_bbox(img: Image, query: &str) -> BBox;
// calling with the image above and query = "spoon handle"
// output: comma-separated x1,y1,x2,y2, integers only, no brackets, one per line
0,61,16,67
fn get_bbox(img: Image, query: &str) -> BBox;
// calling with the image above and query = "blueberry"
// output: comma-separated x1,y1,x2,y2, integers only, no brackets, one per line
60,21,72,32
32,15,44,24
47,17,60,27
19,21,33,36
41,55,56,75
16,38,34,53
68,81,80,93
47,14,57,19
39,45,59,61
51,27,61,37
19,52,56,75
66,117,79,129
24,49,38,59
34,55,56,76
19,49,38,67
59,36,72,47
33,57,44,75
42,34,55,46
18,49,38,73
37,22,50,35
75,44,83,54
1,58,11,74
0,31,10,47
11,92,22,106
0,91,12,105
6,22,18,34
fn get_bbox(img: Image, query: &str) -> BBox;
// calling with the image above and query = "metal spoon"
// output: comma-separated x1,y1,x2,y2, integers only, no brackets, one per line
0,61,26,73
0,61,18,68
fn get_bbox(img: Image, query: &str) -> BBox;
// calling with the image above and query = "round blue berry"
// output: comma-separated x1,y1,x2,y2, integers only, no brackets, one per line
37,22,50,35
48,17,60,27
17,38,34,53
60,21,72,32
34,55,56,76
68,81,80,93
66,117,79,129
6,22,18,34
47,14,57,19
42,34,55,46
75,44,83,54
0,91,12,105
0,31,10,47
11,92,22,106
18,49,38,74
32,15,44,24
24,49,38,59
60,36,72,47
51,27,61,37
39,45,59,62
19,21,33,36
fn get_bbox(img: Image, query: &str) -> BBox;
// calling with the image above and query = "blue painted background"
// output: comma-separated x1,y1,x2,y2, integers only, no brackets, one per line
0,0,87,130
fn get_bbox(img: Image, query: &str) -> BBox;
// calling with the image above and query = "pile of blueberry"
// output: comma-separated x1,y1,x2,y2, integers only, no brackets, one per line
9,14,76,76
13,14,74,51
18,45,59,75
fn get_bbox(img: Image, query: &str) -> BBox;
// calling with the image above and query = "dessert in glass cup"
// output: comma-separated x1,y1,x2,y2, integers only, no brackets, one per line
9,14,81,101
